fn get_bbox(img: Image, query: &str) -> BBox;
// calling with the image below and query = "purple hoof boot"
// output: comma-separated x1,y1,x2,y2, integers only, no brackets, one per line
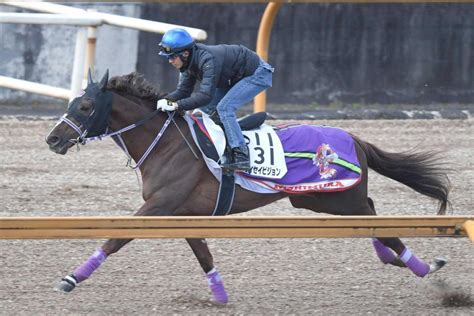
400,248,430,277
372,239,396,264
406,256,430,277
206,270,228,304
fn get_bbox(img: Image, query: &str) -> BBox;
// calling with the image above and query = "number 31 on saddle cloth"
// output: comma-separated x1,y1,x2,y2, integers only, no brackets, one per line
184,112,362,194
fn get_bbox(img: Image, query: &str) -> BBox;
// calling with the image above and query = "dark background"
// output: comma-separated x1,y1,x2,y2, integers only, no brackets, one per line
137,3,474,105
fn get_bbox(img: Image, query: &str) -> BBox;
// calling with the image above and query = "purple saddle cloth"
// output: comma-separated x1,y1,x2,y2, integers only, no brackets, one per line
243,124,362,193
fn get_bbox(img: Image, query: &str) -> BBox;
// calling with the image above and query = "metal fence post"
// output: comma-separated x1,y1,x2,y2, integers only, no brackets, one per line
254,2,282,113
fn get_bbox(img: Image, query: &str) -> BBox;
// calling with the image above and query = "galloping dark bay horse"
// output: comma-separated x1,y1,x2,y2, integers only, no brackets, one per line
45,71,450,304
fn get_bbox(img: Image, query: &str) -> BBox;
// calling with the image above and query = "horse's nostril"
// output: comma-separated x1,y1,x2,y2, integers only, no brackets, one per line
46,135,61,146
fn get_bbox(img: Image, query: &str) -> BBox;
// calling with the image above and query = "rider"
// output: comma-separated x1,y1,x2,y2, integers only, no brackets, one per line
156,28,274,171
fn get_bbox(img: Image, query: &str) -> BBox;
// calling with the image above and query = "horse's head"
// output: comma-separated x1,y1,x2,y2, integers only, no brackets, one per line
46,70,112,154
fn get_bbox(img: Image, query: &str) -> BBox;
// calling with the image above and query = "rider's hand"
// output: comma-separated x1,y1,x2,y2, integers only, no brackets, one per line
156,99,178,112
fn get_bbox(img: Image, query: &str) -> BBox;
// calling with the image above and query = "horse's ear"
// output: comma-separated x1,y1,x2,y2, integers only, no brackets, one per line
87,68,94,85
99,69,109,92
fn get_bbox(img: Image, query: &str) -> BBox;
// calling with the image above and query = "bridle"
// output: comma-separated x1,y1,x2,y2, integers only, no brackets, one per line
57,113,92,145
57,103,198,170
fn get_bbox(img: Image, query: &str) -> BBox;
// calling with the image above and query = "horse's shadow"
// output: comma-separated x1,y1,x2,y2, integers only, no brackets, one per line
428,278,474,308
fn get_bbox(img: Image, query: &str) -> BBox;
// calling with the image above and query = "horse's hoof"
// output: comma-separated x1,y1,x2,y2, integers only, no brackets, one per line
56,274,77,293
429,257,447,274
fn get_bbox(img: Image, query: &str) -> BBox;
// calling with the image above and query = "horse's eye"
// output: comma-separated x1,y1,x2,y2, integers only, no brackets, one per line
79,99,93,112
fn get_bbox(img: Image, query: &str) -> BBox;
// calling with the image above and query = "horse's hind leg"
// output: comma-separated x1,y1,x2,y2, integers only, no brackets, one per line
375,237,447,276
186,238,228,304
290,195,404,267
366,198,406,267
368,198,447,277
290,194,446,278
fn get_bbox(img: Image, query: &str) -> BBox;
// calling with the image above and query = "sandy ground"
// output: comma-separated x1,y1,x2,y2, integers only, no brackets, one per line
0,118,473,315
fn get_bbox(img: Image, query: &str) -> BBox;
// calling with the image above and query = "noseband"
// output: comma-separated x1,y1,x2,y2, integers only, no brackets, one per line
58,113,91,145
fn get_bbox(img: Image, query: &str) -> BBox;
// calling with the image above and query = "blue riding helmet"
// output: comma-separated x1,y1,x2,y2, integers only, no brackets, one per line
159,28,195,57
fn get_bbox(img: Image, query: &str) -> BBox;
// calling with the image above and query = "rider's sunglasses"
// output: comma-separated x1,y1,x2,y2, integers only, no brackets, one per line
159,44,180,60
159,44,172,53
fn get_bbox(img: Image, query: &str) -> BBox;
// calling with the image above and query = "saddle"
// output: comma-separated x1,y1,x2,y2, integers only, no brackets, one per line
237,112,268,130
191,111,268,163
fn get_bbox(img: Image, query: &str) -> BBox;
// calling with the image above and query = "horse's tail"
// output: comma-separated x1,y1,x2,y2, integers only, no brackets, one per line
352,135,451,215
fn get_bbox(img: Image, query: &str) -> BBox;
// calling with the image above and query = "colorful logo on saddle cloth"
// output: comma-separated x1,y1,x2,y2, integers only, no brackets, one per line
313,143,339,179
244,125,362,193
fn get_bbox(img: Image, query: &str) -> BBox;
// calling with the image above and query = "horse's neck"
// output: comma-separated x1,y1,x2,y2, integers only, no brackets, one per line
109,92,155,128
109,92,175,166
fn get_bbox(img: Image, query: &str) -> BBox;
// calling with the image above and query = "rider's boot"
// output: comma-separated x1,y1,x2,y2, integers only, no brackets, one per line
223,145,251,172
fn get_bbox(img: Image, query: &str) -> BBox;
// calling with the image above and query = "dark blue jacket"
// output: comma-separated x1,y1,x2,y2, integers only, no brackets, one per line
166,43,260,111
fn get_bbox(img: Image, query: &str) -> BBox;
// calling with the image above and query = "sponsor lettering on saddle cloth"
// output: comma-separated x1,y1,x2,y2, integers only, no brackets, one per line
184,112,362,194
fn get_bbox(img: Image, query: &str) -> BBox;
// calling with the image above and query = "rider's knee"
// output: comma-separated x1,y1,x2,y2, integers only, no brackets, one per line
215,106,235,119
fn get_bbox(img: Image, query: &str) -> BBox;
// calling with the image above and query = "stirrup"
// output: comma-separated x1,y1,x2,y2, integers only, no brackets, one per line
223,162,250,172
222,159,251,172
222,145,250,172
221,158,251,172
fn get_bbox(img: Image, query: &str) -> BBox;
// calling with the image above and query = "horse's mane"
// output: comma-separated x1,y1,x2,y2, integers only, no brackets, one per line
107,72,167,104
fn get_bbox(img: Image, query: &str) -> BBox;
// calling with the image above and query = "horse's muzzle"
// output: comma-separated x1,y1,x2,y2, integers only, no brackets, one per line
45,134,73,155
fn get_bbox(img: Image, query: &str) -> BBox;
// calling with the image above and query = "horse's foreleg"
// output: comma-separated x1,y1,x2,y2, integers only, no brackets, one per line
186,238,214,272
76,239,131,280
57,239,132,293
57,199,168,293
58,237,132,291
186,238,228,304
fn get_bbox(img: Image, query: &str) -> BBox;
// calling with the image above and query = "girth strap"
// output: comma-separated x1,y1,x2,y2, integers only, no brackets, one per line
212,169,236,216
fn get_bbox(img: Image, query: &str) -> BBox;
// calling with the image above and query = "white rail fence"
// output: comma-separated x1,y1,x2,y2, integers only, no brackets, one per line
0,2,207,101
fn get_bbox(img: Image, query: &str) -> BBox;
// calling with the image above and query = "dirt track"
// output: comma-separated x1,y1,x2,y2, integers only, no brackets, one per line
0,118,473,315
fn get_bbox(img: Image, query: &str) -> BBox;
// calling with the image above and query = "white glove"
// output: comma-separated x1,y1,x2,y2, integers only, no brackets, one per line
156,99,178,112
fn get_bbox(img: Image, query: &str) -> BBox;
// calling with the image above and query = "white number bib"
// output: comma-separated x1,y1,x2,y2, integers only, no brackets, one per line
243,125,287,179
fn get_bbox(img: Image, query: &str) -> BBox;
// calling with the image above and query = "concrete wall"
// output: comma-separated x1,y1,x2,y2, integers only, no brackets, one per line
0,3,140,105
1,3,473,106
138,3,474,105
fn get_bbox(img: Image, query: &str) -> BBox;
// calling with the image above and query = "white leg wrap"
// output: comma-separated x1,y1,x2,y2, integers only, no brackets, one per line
63,275,77,286
207,267,217,275
399,248,412,263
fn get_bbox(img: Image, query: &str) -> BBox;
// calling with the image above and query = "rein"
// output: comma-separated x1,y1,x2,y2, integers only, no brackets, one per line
61,110,198,170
